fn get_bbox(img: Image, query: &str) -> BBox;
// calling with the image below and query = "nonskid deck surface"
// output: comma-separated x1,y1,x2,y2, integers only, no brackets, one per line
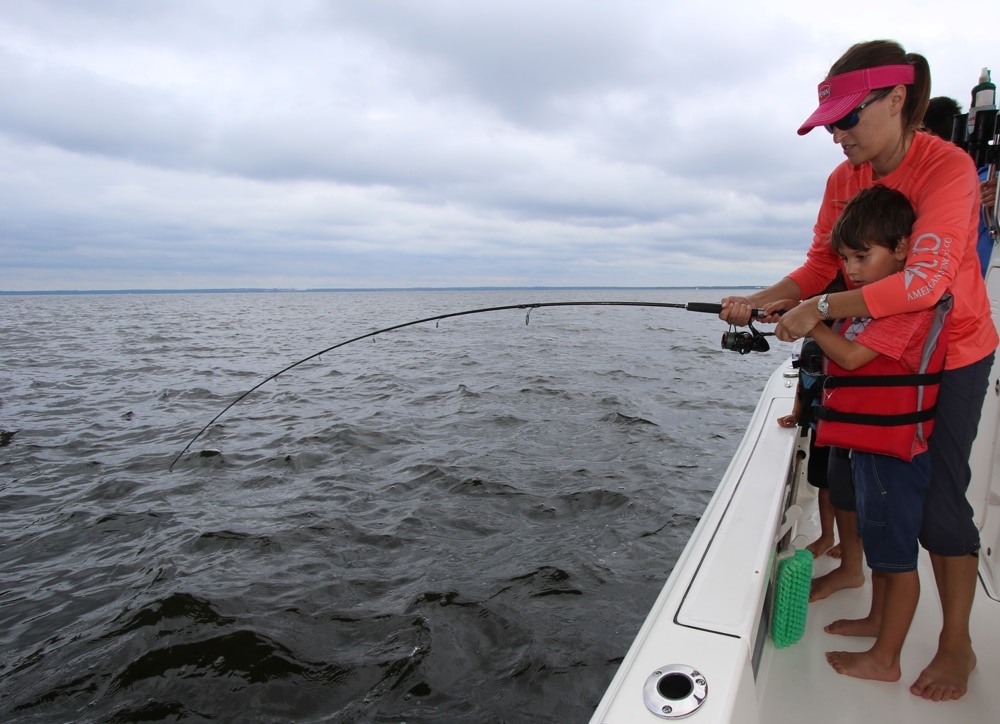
756,489,1000,724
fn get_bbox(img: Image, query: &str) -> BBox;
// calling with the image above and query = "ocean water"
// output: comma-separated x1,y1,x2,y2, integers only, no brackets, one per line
0,289,780,723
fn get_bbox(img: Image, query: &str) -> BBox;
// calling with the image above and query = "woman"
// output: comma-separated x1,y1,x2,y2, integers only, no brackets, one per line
722,40,997,701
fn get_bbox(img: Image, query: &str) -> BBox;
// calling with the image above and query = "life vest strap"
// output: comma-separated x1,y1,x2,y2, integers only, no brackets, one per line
814,405,937,426
821,371,942,389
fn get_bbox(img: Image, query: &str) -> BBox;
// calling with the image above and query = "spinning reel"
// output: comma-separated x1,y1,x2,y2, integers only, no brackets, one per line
721,321,773,355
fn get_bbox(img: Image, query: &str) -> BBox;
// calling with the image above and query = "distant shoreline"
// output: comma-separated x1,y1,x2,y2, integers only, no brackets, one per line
0,286,760,297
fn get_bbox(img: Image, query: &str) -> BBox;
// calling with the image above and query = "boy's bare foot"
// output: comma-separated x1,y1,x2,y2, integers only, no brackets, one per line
806,536,836,558
809,567,865,602
827,650,901,682
827,543,842,559
824,616,880,637
909,646,977,701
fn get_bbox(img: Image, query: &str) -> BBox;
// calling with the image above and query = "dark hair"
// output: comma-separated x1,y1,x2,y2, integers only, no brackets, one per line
923,96,962,140
831,185,915,254
828,40,931,132
822,270,849,295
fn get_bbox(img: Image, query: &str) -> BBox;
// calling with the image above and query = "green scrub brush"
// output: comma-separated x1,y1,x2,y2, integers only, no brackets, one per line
770,547,813,648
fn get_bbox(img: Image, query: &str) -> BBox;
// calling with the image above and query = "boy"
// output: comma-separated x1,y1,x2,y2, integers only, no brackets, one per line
777,272,848,560
807,185,949,683
777,334,836,559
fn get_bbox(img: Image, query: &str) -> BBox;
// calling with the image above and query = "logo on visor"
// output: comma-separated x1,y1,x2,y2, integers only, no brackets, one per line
818,84,831,103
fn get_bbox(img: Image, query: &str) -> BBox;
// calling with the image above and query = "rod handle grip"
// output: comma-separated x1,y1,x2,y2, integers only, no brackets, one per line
685,302,723,314
686,302,765,318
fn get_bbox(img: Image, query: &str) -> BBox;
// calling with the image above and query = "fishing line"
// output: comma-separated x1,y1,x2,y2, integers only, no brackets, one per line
168,300,771,470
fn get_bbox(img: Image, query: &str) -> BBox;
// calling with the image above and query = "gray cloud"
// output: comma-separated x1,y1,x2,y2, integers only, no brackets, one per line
0,0,994,291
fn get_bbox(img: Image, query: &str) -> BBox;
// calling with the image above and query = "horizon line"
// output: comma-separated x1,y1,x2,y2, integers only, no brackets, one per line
0,285,760,296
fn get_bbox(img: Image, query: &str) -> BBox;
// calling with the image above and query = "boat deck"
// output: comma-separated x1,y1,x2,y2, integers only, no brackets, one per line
592,357,1000,723
756,484,1000,723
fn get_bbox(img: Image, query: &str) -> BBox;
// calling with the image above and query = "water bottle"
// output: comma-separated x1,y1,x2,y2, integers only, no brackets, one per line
968,67,996,136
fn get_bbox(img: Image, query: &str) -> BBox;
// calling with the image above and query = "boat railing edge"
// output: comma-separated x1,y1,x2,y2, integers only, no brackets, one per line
591,357,801,723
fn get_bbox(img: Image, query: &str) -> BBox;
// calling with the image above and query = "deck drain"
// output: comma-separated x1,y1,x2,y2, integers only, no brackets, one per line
642,664,707,718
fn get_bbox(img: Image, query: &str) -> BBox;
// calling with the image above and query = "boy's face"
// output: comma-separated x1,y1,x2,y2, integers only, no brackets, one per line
839,238,909,287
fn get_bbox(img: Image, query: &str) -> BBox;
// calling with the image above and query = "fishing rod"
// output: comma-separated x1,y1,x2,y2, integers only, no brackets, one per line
168,300,773,471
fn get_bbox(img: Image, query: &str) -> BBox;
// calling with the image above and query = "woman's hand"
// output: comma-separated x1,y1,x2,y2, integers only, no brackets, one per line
720,296,798,326
761,298,799,323
720,279,803,327
720,296,756,326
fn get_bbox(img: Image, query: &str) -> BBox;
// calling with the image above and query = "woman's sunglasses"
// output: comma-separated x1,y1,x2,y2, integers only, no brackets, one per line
824,88,893,133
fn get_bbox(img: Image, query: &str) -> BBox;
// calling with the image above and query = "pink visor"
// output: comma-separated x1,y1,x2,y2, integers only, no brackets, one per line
797,64,915,135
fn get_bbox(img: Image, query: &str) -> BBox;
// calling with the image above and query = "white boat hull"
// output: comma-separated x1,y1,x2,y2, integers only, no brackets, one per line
593,261,1000,723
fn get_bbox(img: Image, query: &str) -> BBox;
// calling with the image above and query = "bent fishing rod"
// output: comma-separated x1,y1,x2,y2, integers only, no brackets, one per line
168,300,773,471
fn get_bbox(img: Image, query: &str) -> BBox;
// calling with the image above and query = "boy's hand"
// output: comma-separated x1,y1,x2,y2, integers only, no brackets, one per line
776,297,822,342
777,414,799,428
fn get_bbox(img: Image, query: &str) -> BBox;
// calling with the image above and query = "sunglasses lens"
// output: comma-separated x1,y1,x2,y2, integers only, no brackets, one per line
824,111,859,134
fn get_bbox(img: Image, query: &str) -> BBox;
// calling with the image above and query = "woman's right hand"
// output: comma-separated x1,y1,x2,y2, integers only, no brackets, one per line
720,296,795,326
720,296,756,326
761,298,800,323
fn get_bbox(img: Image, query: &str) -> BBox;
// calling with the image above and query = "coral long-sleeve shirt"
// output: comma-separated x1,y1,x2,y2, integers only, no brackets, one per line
788,131,997,369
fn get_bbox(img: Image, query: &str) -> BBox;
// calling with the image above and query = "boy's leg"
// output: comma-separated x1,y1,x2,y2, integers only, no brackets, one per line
810,509,864,601
825,569,883,637
806,488,836,558
811,447,865,601
805,437,836,557
828,451,929,679
827,569,919,681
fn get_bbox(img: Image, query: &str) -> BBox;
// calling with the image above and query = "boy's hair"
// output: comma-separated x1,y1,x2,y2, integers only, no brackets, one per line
923,96,962,141
831,185,916,254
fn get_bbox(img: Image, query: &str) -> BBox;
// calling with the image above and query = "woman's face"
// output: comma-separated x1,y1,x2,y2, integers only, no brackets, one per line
829,86,906,170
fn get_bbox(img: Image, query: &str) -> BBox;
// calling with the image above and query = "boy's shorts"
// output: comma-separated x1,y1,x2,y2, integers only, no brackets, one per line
852,450,932,573
827,446,854,511
806,429,829,489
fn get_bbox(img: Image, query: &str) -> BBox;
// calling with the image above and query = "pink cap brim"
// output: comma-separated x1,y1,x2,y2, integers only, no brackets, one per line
797,64,915,135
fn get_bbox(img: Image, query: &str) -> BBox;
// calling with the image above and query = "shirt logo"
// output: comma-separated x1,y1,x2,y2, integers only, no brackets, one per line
904,232,947,297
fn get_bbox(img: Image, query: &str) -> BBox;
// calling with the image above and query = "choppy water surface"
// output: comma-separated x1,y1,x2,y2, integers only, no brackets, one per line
0,289,779,722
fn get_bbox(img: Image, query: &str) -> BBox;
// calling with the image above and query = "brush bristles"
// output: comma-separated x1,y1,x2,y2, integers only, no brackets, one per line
771,548,813,648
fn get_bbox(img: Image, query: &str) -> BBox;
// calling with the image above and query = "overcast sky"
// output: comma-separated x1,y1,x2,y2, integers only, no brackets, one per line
1,1,996,291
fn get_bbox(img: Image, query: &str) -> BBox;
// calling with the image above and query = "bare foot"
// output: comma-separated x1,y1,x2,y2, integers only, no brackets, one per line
810,567,865,602
824,616,880,637
827,543,842,559
910,647,977,701
806,536,836,558
827,650,901,682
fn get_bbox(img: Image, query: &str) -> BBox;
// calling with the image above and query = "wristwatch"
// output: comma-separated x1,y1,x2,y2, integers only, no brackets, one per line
817,294,830,320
